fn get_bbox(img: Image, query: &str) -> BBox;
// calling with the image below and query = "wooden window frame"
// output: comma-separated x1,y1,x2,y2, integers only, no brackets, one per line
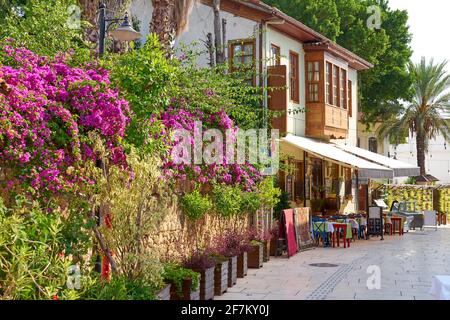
348,80,353,117
307,61,320,102
326,62,332,105
340,69,347,109
269,43,281,66
332,65,339,106
228,39,256,85
289,51,300,103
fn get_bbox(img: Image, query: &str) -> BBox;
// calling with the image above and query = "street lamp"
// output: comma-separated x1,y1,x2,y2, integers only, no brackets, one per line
98,3,142,55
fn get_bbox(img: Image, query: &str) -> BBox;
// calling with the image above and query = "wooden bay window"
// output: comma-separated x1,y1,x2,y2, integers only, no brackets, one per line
307,61,320,102
326,62,332,104
340,69,347,109
348,80,353,116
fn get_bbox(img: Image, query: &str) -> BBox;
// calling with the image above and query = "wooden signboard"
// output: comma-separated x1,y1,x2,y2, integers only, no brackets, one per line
282,209,298,258
294,207,313,249
368,206,384,239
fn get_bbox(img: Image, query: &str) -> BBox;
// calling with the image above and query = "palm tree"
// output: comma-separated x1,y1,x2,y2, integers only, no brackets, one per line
378,57,450,175
150,0,196,51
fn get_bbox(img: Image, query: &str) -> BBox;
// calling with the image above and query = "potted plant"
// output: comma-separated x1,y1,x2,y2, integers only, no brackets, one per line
269,223,280,256
210,253,229,296
163,264,200,300
246,228,264,269
261,230,272,262
183,251,216,301
156,283,172,300
213,229,242,288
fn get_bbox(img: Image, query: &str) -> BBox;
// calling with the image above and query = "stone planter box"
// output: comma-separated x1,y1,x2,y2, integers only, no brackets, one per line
248,243,263,269
192,266,215,301
263,240,270,262
270,237,279,256
169,275,200,300
156,284,171,300
214,260,228,296
227,256,237,287
237,251,248,278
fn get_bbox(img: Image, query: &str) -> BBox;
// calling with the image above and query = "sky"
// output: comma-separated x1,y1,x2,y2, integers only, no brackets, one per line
388,0,450,71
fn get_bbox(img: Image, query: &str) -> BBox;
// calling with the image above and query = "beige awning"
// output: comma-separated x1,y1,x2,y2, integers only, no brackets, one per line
281,135,394,179
333,143,420,178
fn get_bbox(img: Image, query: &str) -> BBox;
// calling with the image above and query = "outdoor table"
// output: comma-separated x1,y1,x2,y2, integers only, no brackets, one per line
430,276,450,300
330,223,352,248
313,221,335,234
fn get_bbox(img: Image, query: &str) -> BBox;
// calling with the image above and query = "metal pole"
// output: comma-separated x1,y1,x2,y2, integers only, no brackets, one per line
98,3,106,55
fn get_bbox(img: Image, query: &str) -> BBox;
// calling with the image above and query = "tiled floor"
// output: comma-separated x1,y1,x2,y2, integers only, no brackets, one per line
216,226,450,300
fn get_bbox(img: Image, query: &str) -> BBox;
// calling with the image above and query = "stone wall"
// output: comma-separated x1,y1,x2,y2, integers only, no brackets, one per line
147,203,251,261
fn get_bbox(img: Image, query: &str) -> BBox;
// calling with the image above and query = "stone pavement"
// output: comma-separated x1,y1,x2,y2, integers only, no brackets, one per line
216,226,450,300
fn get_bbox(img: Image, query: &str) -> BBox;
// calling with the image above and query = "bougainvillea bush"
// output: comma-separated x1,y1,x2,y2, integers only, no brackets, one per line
0,44,130,196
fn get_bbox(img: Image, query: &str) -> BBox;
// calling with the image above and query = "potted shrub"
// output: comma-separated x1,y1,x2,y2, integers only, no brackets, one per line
156,283,172,300
163,264,200,300
237,250,248,278
269,223,280,257
213,229,243,288
211,254,229,296
183,251,216,301
246,228,264,269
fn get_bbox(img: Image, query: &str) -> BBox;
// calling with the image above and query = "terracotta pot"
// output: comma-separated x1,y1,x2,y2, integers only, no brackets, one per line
156,283,171,300
263,240,270,262
169,275,200,300
248,243,263,269
227,256,237,287
191,266,215,300
237,251,248,278
214,260,228,296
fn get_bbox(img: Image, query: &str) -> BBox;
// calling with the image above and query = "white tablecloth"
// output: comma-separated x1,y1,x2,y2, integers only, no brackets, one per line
430,275,450,300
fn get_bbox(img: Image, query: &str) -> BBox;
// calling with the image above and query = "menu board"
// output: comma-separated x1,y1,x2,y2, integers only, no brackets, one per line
294,207,313,249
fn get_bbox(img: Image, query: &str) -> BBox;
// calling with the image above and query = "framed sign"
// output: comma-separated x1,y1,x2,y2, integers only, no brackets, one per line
294,207,313,249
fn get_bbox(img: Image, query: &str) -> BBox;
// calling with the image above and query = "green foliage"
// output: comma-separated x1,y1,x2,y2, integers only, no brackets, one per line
264,0,413,122
213,184,243,217
181,189,213,220
377,58,450,173
240,191,262,215
0,0,90,59
108,35,177,156
0,196,92,300
96,149,169,289
82,275,158,300
274,191,290,220
169,47,266,130
257,178,281,208
162,264,199,297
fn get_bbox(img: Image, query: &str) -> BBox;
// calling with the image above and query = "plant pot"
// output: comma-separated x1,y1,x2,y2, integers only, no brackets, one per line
237,251,248,278
248,243,263,269
156,284,171,301
214,260,228,296
227,256,237,287
191,266,215,301
169,275,200,300
270,238,278,256
263,240,270,262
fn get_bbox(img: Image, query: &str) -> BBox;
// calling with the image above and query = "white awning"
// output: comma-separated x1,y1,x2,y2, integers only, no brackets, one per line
281,135,394,179
333,143,420,177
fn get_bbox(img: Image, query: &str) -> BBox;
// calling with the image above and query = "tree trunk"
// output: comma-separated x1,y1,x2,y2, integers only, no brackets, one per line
213,0,225,64
151,0,177,51
416,131,426,175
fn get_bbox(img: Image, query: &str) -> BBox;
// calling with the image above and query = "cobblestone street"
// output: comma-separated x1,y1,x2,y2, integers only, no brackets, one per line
216,226,450,300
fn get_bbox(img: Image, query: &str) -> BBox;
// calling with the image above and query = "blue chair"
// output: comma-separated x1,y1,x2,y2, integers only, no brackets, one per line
312,217,329,247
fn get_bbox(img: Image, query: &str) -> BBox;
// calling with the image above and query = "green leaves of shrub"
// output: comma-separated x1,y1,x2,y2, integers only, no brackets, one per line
162,264,199,297
240,191,261,214
181,189,212,220
213,184,242,218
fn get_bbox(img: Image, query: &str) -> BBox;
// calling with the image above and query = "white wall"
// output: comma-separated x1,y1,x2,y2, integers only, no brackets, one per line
265,27,305,137
393,133,450,183
131,1,259,67
347,68,358,147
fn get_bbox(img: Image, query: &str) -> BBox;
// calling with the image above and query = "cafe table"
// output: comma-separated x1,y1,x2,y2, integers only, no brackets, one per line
330,222,352,248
